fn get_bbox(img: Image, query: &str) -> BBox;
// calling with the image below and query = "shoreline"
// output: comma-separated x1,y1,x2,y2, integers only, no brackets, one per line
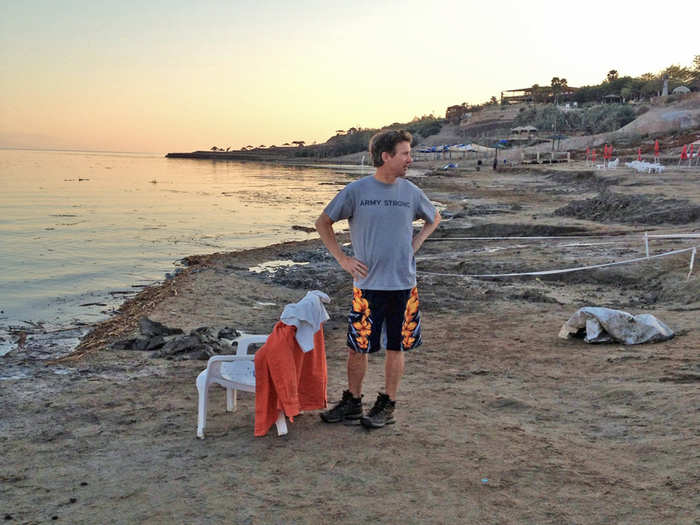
1,162,432,365
0,155,381,363
7,161,700,365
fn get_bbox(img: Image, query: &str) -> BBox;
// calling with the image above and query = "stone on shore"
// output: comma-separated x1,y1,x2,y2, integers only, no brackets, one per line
111,317,241,360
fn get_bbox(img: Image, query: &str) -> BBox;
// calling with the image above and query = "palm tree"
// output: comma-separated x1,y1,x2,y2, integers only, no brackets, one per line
551,77,568,104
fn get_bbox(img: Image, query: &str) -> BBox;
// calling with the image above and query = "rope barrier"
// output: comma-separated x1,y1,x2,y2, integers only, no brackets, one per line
426,233,700,242
419,246,698,279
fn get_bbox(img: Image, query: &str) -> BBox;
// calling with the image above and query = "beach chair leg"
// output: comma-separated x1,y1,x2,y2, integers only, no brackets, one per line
196,371,209,439
275,411,288,436
225,388,238,411
226,387,234,412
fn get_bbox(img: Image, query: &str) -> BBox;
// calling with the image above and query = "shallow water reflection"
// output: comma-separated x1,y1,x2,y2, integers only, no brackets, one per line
0,149,366,329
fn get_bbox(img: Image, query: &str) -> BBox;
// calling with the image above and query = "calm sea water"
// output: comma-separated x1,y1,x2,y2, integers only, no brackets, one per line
0,149,377,333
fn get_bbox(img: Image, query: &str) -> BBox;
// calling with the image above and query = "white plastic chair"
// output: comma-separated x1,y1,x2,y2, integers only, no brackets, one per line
196,334,288,438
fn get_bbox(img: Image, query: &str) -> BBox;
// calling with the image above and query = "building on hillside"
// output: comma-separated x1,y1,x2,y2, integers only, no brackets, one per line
672,86,691,95
446,104,471,123
603,94,622,104
511,125,537,138
500,85,578,104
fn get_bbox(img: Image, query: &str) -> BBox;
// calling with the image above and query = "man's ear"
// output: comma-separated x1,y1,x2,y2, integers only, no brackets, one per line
381,150,392,163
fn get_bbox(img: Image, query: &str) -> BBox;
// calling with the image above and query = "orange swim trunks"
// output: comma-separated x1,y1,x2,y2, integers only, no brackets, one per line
347,287,422,353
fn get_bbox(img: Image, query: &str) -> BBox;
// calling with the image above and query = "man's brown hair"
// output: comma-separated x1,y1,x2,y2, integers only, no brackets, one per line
369,130,412,167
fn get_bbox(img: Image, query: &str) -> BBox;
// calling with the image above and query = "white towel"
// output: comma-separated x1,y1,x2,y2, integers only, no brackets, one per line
280,290,331,352
559,307,674,344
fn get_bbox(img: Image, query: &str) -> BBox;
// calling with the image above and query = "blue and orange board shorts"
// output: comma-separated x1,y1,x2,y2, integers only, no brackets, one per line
347,287,422,353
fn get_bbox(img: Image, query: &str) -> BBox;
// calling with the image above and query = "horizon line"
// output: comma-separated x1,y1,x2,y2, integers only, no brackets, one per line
0,146,164,156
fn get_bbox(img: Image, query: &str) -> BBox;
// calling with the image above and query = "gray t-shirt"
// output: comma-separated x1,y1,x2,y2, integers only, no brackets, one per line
324,175,437,290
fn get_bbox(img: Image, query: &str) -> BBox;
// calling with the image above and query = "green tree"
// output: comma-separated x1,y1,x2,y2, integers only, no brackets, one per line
640,78,663,98
661,64,694,85
551,77,568,103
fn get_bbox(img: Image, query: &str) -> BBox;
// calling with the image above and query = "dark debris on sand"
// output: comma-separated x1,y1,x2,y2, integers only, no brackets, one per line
554,191,700,225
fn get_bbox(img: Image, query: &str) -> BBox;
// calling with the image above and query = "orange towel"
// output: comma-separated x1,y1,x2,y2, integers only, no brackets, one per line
254,321,327,436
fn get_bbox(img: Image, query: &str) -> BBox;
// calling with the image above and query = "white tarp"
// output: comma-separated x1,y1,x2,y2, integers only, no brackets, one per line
417,143,494,153
558,307,674,344
447,144,474,152
466,143,495,153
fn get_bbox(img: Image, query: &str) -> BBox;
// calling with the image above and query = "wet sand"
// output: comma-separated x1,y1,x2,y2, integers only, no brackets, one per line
2,163,699,524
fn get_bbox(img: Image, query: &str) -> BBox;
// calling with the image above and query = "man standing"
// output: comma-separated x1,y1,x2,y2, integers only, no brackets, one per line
315,130,441,429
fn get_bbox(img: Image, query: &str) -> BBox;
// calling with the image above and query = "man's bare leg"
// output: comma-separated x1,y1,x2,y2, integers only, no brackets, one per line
347,349,368,398
385,350,405,400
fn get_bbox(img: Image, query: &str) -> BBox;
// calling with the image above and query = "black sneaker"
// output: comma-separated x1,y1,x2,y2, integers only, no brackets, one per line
360,392,395,429
320,390,363,423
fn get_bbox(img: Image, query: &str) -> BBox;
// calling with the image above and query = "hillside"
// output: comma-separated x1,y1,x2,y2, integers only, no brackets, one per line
516,93,700,158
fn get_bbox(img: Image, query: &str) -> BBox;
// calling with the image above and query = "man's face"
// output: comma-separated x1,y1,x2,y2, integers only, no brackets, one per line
384,141,412,177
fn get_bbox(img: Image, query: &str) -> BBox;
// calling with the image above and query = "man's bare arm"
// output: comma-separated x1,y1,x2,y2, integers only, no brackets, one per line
315,212,368,279
412,210,441,253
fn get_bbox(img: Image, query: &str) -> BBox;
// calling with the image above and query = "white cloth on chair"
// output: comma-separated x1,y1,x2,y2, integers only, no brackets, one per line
280,290,330,351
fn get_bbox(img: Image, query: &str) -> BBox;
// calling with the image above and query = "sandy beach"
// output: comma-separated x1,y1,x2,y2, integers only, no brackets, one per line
2,162,699,524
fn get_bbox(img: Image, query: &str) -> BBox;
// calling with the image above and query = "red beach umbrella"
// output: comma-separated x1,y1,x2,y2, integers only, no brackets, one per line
638,147,641,161
690,143,694,160
680,144,688,160
654,139,660,157
592,149,597,162
609,145,613,158
603,144,608,159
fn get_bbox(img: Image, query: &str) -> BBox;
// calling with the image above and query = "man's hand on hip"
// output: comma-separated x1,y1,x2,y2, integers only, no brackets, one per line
340,255,368,280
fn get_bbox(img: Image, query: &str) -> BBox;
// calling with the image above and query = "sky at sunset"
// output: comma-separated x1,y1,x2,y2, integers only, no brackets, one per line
1,0,697,153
